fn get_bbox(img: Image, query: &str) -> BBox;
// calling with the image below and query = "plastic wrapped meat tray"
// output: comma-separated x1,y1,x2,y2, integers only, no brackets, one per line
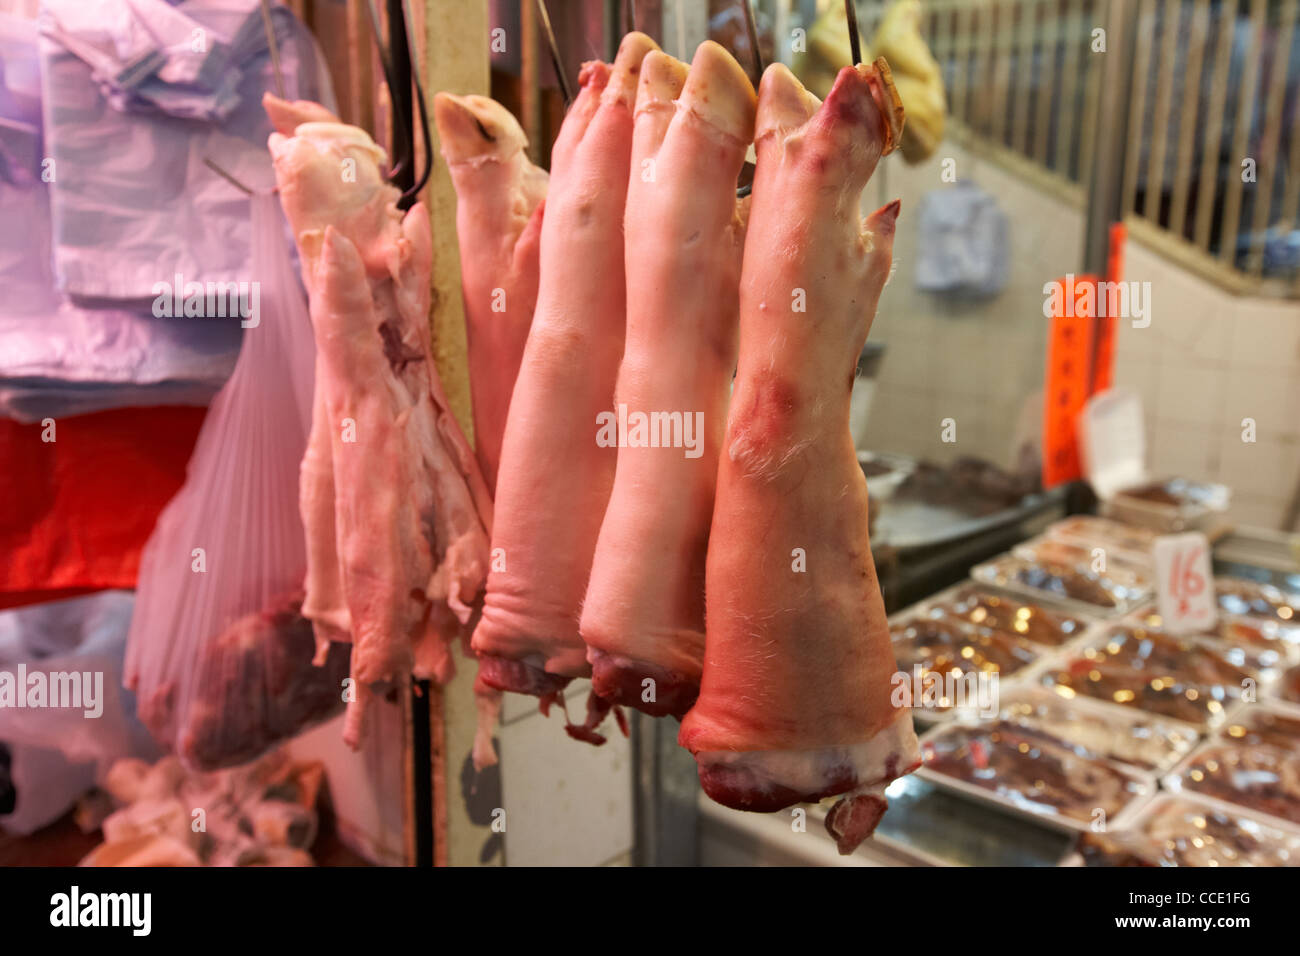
916,719,1153,831
889,611,1041,717
1044,516,1158,567
999,688,1200,775
1076,793,1300,866
1128,607,1298,662
1163,741,1300,829
930,584,1090,648
971,552,1150,617
1221,704,1300,753
1014,537,1155,588
1037,625,1260,728
1215,577,1300,630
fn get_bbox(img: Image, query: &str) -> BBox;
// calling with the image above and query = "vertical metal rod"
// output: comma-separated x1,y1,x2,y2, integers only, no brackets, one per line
1193,0,1237,251
1244,0,1295,276
1083,0,1139,276
1033,0,1060,167
1142,0,1182,222
1217,0,1266,265
1120,0,1154,218
1010,0,1034,156
383,0,431,869
1168,0,1211,238
536,0,573,106
1054,0,1081,177
845,0,862,66
742,0,764,76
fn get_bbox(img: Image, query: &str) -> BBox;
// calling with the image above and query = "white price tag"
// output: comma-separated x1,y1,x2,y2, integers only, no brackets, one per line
1152,532,1216,634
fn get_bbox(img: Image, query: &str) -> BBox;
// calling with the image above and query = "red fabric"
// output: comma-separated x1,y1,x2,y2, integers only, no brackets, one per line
0,407,205,607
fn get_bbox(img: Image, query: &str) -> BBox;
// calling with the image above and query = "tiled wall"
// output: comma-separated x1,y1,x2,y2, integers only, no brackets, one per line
1112,243,1300,530
495,678,634,866
860,142,1300,531
862,143,1083,470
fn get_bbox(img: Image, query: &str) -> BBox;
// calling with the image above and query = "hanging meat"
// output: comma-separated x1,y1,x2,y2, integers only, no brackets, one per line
268,113,494,751
265,94,351,661
677,60,919,855
433,92,548,494
470,33,658,735
580,42,754,718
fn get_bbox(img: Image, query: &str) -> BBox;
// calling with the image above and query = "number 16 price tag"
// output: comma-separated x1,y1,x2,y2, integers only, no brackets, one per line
1153,532,1216,634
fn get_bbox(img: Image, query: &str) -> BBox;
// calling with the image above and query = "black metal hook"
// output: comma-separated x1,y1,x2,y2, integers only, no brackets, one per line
364,0,433,210
535,0,573,107
845,0,863,67
735,0,761,199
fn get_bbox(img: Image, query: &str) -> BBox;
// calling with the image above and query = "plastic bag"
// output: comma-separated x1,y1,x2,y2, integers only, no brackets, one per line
125,192,350,771
913,181,1009,298
0,590,156,835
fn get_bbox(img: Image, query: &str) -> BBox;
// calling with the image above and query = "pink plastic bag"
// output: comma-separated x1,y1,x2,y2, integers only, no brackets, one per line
125,192,349,771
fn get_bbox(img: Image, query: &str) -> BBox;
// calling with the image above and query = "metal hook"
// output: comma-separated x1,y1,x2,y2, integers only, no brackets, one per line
361,0,433,208
845,0,863,67
736,1,761,199
535,0,573,107
741,0,763,78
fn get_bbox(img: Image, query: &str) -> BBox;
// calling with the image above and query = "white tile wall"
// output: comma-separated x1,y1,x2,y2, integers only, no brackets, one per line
1111,242,1300,529
862,142,1080,470
859,142,1300,531
496,690,634,866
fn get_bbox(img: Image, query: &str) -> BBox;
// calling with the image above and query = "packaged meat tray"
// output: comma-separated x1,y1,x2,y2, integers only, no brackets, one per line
1000,688,1200,775
1276,663,1300,707
1128,607,1299,662
971,552,1150,618
1221,704,1300,753
1037,625,1258,728
1163,741,1300,830
916,720,1153,832
1044,515,1158,567
1215,576,1300,629
1075,794,1300,866
889,610,1041,718
1013,537,1154,591
1104,477,1229,533
932,584,1091,648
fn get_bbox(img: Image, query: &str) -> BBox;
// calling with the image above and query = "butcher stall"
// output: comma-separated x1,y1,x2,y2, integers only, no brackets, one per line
1,0,1299,875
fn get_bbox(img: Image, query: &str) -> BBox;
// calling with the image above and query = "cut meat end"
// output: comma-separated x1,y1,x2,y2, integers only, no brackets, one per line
689,707,919,814
588,647,699,718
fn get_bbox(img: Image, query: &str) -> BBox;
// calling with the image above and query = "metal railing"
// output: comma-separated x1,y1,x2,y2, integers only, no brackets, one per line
913,0,1299,297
